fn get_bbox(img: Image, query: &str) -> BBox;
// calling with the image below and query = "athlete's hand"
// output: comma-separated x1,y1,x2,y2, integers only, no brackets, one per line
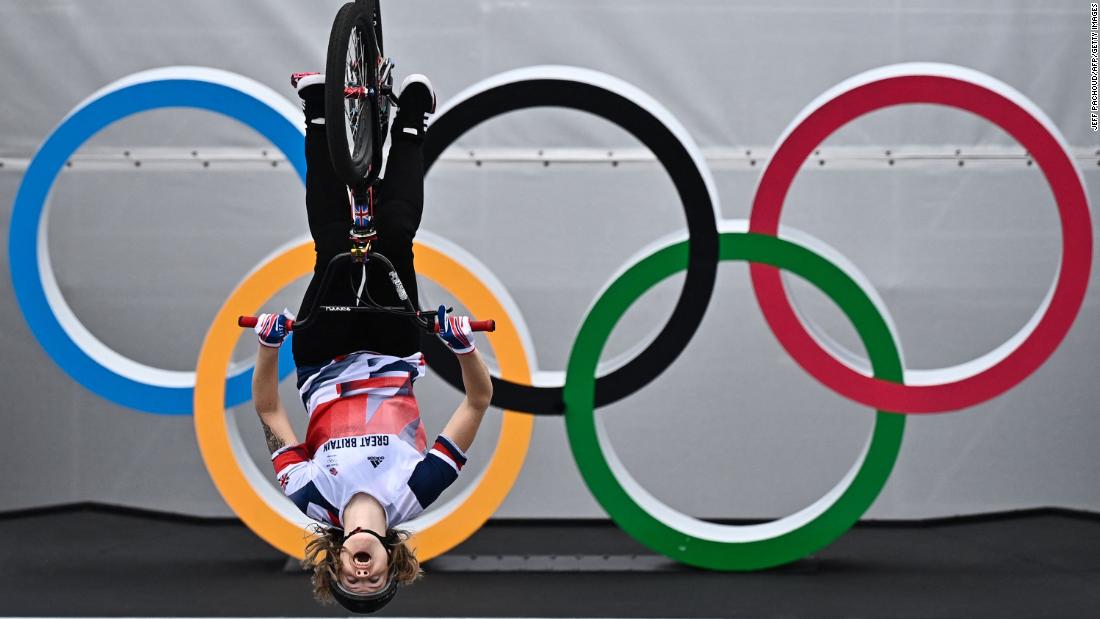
436,305,475,355
255,312,291,348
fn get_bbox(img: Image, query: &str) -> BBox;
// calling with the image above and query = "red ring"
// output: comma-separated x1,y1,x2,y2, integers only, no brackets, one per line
749,70,1092,413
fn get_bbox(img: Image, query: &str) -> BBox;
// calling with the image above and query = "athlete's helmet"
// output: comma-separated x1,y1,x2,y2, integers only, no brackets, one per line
329,569,400,614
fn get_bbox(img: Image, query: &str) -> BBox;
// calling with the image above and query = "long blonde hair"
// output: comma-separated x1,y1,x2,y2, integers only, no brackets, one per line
302,524,422,604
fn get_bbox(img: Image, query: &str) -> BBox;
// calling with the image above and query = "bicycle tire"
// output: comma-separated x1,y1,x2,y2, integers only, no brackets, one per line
369,0,390,171
325,0,385,185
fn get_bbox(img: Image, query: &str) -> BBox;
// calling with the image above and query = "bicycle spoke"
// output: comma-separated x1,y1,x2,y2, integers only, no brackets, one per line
355,28,369,160
344,27,362,159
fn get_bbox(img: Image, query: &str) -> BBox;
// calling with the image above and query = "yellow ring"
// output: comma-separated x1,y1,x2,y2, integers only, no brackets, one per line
194,240,534,560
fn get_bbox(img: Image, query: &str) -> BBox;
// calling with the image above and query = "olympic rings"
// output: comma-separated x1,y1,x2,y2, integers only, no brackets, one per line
749,63,1093,413
11,63,1092,570
8,67,303,414
194,231,534,560
420,66,721,415
563,231,906,570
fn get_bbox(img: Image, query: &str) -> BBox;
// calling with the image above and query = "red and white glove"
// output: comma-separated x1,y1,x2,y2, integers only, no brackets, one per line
254,312,292,348
436,305,475,355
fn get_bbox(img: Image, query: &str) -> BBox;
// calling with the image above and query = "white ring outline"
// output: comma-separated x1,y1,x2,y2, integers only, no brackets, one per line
38,67,303,389
759,62,1089,386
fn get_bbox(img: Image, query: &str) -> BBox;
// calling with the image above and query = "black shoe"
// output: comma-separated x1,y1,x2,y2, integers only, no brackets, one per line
292,72,325,124
393,73,435,137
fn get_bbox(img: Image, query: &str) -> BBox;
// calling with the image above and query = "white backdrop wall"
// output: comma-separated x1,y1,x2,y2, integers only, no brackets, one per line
0,0,1097,521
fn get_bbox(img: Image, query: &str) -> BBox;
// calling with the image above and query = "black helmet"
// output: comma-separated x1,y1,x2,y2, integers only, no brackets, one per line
330,569,399,614
329,527,400,614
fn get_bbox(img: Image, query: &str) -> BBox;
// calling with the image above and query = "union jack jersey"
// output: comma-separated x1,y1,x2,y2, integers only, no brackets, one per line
270,351,467,529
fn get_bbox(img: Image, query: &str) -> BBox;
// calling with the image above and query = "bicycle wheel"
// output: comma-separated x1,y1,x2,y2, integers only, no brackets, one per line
325,0,386,185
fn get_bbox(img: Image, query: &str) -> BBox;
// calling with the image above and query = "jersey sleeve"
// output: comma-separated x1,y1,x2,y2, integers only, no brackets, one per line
272,444,313,497
271,444,340,525
406,435,468,509
272,444,310,481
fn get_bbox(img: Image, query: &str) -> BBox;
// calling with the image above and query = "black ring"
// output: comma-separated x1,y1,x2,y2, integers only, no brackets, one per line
419,77,719,415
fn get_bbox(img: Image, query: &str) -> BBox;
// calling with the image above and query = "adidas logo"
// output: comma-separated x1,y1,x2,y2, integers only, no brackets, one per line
368,456,385,468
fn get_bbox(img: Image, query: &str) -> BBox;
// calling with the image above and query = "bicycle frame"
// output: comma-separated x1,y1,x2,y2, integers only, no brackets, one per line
238,1,496,338
287,177,440,332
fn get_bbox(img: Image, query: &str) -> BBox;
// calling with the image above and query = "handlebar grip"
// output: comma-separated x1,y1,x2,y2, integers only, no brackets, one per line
469,319,496,332
237,315,295,331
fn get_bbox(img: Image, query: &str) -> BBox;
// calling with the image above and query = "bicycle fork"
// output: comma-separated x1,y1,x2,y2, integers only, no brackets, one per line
349,182,377,263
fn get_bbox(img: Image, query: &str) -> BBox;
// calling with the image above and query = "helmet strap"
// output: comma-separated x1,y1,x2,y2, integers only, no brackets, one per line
341,526,396,559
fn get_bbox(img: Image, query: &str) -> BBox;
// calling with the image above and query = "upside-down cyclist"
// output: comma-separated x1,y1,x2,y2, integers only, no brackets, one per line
249,71,493,614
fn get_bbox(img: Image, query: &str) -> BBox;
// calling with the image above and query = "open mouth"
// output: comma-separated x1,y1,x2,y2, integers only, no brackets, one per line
353,551,371,563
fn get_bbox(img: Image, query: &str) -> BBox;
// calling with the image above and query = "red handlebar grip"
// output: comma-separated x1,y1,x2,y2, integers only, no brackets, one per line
237,316,295,332
469,319,496,332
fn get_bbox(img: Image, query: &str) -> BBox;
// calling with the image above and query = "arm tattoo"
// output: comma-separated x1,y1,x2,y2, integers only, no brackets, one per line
262,421,286,454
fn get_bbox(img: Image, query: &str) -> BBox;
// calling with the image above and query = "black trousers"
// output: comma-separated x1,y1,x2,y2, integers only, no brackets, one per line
291,124,425,367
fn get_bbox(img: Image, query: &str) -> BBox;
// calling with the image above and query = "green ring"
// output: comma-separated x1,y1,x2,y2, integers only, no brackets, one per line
563,232,906,570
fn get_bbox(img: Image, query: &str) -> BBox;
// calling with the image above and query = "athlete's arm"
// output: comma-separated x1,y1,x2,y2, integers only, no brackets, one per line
435,307,493,452
401,310,489,510
252,313,300,454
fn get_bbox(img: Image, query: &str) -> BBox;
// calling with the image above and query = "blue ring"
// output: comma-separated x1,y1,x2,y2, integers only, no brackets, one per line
9,77,304,414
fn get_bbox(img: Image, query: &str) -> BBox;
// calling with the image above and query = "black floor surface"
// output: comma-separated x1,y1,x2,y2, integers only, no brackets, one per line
1,506,1098,617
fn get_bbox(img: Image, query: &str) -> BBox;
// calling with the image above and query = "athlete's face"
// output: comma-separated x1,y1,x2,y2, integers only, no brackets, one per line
338,532,390,594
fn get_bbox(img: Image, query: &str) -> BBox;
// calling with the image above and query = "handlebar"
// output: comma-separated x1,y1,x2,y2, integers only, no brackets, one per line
238,315,296,331
236,315,494,333
431,319,496,333
469,320,496,332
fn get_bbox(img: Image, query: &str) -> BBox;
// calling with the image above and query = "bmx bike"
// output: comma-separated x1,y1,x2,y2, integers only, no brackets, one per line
240,0,494,336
